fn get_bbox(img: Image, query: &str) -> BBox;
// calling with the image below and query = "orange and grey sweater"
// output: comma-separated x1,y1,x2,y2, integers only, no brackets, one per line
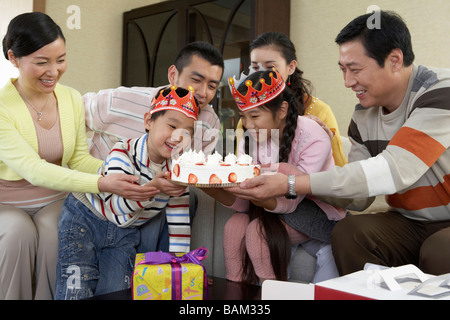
310,65,450,221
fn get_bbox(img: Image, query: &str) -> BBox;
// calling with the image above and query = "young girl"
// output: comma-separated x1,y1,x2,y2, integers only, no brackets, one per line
237,32,347,167
205,69,347,284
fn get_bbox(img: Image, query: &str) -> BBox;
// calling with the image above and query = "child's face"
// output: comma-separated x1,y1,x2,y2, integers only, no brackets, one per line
239,103,287,143
144,110,195,163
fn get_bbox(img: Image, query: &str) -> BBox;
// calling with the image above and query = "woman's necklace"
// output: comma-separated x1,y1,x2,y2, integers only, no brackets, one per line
22,94,51,121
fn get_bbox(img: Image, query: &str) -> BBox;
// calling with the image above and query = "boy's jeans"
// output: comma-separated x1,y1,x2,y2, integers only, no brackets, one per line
55,194,141,300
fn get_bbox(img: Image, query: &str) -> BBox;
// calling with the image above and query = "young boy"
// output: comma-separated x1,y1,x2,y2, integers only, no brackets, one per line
55,86,198,300
83,42,224,254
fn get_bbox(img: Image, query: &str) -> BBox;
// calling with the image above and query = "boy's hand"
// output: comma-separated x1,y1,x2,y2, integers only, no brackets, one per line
147,171,187,197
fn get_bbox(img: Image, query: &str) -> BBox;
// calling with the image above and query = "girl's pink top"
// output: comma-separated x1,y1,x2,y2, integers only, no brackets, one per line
230,116,346,221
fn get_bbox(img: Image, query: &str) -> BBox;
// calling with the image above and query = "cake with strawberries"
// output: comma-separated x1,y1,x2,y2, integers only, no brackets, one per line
170,150,260,186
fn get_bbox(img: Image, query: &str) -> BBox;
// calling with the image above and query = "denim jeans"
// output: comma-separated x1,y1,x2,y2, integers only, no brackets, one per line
138,188,198,253
55,191,198,300
55,194,141,300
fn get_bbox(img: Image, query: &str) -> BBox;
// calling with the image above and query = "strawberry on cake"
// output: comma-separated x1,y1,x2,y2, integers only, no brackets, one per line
170,150,261,186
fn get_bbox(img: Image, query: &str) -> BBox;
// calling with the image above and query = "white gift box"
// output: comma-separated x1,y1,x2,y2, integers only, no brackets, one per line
315,264,450,300
261,264,450,300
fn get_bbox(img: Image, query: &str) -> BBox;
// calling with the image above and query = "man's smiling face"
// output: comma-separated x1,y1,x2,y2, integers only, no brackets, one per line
338,40,401,112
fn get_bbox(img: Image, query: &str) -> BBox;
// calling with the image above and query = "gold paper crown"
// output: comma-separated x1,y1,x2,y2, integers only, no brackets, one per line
151,85,199,120
228,68,285,112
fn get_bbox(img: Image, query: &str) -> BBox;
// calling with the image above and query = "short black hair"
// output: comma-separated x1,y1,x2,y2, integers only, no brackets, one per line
174,41,224,77
335,10,415,67
3,12,65,60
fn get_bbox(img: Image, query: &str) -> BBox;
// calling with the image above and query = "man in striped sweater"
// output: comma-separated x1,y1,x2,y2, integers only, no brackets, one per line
327,11,450,276
56,86,199,299
231,11,450,276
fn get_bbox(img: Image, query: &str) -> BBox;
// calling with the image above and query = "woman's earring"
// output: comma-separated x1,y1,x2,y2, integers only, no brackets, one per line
287,75,291,86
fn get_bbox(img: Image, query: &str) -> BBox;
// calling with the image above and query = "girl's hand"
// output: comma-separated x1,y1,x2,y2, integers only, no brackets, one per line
226,162,304,203
228,173,288,201
199,186,220,197
147,171,187,197
199,186,235,206
98,174,160,201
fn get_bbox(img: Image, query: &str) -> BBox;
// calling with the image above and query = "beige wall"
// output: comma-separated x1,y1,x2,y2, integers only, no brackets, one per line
44,1,450,132
45,0,162,94
291,0,450,134
0,0,34,87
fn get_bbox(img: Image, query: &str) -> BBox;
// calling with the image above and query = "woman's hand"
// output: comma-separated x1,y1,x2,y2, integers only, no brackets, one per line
98,174,160,201
146,171,187,197
304,115,334,140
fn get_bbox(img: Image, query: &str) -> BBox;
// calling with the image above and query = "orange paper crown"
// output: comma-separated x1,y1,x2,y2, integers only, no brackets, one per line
228,68,285,112
151,85,199,120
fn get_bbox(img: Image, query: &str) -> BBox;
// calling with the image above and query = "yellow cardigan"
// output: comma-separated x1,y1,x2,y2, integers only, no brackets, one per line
235,95,348,167
0,79,103,193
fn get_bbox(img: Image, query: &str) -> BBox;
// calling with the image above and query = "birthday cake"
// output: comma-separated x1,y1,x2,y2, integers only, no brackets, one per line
170,150,260,187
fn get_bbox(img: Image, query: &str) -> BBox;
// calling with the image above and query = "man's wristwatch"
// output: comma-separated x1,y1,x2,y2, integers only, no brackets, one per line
285,174,297,199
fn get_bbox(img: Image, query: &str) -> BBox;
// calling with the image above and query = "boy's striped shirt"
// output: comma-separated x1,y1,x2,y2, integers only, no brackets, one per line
74,134,190,252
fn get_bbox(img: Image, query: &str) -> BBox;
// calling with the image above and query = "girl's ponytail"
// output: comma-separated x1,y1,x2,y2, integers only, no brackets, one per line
289,67,312,115
279,87,299,162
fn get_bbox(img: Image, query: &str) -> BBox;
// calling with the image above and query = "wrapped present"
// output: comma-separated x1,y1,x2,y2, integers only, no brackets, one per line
132,247,209,300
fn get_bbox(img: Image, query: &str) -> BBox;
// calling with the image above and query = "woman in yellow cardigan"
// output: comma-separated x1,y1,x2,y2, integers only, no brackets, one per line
0,13,158,300
236,32,347,167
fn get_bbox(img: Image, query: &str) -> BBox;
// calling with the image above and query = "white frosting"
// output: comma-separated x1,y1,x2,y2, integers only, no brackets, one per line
177,149,205,164
170,150,260,184
237,154,252,165
224,153,237,165
206,151,222,166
